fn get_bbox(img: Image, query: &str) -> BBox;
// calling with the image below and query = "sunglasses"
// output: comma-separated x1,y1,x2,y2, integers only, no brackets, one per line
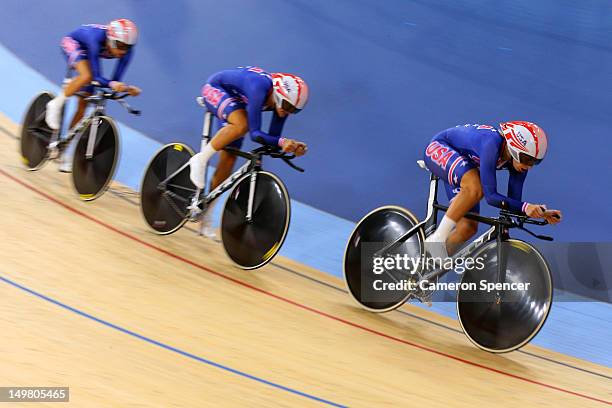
114,41,132,52
281,99,301,114
518,152,542,166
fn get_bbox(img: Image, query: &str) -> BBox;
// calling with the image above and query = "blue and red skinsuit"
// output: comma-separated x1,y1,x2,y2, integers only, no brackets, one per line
423,124,528,214
60,24,133,92
201,66,287,148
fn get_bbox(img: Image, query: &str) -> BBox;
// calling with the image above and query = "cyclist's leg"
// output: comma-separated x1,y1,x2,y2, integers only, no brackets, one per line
64,60,93,97
190,84,247,190
447,218,479,255
446,181,480,255
194,91,248,237
47,37,92,129
57,93,90,173
212,149,239,189
209,110,248,151
423,140,479,255
69,93,90,129
209,110,248,186
446,169,483,221
201,144,242,238
436,170,482,254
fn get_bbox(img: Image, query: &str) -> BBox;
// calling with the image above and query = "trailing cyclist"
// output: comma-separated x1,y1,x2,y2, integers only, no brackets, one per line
45,19,141,172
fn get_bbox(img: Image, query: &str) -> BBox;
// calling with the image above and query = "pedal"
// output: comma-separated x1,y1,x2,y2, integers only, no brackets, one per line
48,141,60,160
186,192,203,221
415,291,433,307
412,272,435,307
187,204,202,222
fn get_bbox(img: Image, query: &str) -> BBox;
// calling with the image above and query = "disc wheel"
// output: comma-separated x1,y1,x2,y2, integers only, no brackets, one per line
221,171,290,269
343,206,424,312
72,116,119,201
140,143,195,234
457,239,553,353
20,92,55,170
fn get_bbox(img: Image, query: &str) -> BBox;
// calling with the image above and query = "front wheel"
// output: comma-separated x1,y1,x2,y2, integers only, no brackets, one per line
457,239,553,353
343,206,424,313
72,116,119,201
140,143,195,234
221,171,290,270
20,92,55,170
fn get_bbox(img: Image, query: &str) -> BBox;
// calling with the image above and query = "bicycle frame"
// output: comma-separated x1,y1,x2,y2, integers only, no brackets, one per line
161,102,267,222
373,161,514,298
48,91,108,158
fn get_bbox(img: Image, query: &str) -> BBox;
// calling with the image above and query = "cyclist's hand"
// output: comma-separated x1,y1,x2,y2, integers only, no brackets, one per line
525,203,547,218
543,209,562,224
294,141,308,156
110,81,128,93
127,85,141,96
280,138,297,153
281,139,308,156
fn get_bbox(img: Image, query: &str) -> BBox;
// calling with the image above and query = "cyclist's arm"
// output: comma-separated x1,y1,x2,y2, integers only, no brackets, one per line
269,111,287,136
480,141,526,213
245,84,281,146
507,167,527,203
110,49,133,84
85,41,112,88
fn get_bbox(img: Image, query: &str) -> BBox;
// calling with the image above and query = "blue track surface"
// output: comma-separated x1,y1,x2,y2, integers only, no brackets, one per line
0,0,611,243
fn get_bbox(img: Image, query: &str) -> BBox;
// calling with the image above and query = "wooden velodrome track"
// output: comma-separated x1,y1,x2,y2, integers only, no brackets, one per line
0,112,610,407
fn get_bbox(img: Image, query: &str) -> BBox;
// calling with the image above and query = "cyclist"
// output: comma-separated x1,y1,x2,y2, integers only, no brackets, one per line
189,66,309,238
45,19,141,171
423,122,562,257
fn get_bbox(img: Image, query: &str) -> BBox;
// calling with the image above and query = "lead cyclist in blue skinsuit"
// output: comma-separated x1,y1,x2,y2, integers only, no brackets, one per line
423,122,562,258
189,66,309,238
45,19,141,171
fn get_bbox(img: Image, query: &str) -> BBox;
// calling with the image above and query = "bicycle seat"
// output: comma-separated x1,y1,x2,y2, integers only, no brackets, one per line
416,160,429,172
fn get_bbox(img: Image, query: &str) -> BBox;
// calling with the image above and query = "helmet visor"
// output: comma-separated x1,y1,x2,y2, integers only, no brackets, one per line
281,99,301,114
114,40,132,51
518,152,542,166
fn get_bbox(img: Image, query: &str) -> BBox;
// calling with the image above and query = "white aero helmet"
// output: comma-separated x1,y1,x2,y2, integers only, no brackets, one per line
107,19,138,48
271,73,309,114
499,121,548,166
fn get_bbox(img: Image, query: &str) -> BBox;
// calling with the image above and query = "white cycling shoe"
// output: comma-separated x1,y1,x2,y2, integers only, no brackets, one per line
45,97,64,131
199,209,217,240
424,234,451,271
58,152,73,173
189,153,205,190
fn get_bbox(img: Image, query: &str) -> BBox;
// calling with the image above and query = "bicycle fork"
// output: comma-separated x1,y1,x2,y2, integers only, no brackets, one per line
85,116,101,159
495,225,508,305
246,171,258,222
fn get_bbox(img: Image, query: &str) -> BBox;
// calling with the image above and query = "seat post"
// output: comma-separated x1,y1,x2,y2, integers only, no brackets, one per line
195,96,214,197
415,160,440,237
423,174,440,236
201,110,213,152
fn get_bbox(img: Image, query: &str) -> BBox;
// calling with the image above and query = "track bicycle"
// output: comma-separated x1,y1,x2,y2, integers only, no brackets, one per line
20,81,140,200
343,160,555,353
140,97,304,269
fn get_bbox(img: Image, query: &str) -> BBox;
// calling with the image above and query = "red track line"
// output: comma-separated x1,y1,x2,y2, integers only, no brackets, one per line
1,168,610,406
